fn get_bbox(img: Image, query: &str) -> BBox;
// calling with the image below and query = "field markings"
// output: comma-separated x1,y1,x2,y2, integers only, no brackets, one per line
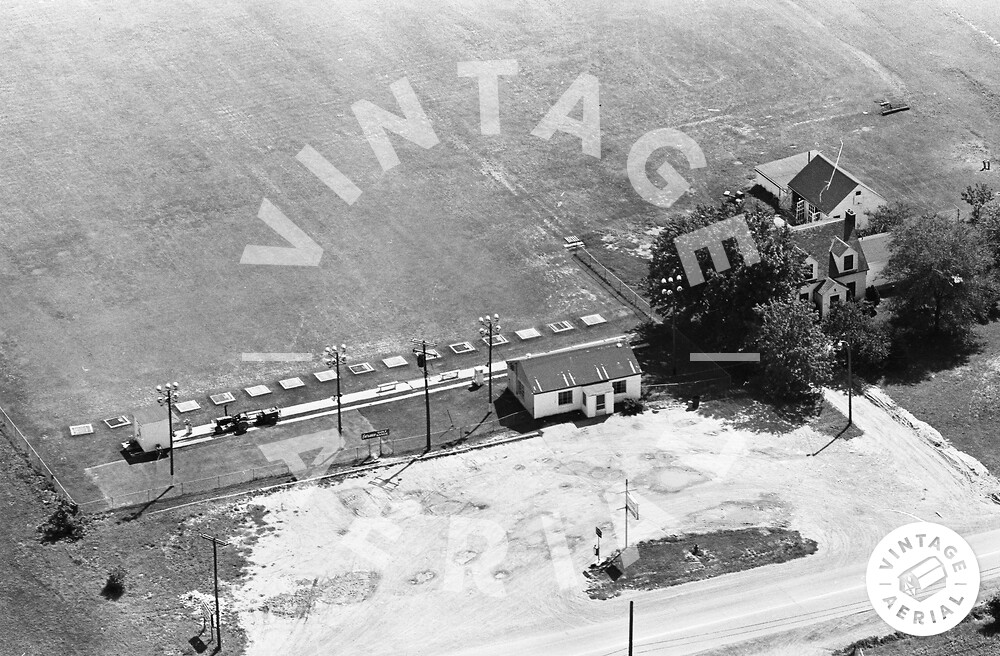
240,199,323,266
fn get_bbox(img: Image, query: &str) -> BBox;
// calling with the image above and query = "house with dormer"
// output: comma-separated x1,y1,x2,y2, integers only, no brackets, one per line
792,209,873,316
784,151,886,227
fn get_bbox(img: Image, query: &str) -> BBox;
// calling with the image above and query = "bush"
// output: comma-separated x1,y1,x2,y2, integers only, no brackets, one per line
38,497,85,543
619,398,645,416
101,566,128,600
986,593,1000,634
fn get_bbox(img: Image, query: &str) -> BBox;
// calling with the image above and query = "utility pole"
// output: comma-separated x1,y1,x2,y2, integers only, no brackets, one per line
155,382,180,478
628,600,635,656
412,338,437,452
199,533,230,650
624,478,629,549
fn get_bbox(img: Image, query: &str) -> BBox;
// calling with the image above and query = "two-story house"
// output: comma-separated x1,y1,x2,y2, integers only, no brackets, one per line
792,209,872,316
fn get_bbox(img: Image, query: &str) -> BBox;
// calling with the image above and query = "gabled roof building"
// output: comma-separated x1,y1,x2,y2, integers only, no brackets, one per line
506,341,641,419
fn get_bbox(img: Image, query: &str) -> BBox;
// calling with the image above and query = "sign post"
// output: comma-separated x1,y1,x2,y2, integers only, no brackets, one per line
361,428,390,460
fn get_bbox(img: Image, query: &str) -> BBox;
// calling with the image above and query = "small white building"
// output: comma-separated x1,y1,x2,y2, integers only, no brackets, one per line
132,405,173,452
506,341,642,420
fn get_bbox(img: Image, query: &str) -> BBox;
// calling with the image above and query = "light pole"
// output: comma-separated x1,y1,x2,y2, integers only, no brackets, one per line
199,533,230,651
478,313,501,411
323,344,348,434
155,382,180,478
412,338,437,452
660,275,684,376
837,339,853,426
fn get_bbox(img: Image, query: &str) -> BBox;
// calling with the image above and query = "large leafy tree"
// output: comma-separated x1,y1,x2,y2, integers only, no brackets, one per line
647,204,807,353
883,212,997,337
961,183,995,224
860,200,915,236
820,300,890,371
753,297,835,401
977,199,1000,270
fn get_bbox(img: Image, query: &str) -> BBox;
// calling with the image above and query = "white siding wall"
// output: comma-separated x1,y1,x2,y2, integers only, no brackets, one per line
528,375,642,419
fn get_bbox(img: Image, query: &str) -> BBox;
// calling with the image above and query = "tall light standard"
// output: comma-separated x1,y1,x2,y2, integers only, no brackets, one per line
660,275,684,376
478,313,501,411
198,533,230,651
323,344,348,434
837,339,853,426
155,382,180,478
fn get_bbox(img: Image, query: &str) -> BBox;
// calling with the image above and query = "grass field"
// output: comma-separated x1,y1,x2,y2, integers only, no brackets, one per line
4,0,1000,652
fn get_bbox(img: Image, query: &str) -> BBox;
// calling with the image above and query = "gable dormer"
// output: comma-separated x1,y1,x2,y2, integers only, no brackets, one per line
829,237,858,275
801,255,819,281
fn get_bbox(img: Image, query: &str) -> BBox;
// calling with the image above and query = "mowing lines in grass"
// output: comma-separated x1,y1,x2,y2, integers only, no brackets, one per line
352,77,440,172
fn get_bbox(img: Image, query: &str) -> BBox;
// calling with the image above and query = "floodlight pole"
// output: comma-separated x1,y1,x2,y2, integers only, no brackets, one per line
323,344,348,434
199,533,230,650
479,313,501,412
837,340,853,426
156,382,180,478
624,478,629,549
660,276,684,377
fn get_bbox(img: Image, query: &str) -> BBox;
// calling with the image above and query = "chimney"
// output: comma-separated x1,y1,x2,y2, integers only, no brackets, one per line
844,209,856,240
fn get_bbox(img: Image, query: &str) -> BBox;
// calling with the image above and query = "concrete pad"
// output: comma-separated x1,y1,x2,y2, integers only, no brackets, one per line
245,385,272,397
175,400,201,413
279,377,305,390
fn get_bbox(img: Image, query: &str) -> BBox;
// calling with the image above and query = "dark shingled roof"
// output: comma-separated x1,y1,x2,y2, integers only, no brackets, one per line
510,342,641,394
792,219,869,280
787,153,862,215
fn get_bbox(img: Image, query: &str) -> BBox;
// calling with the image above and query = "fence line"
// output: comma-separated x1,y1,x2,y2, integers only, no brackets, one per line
572,247,659,323
0,401,75,503
76,413,524,512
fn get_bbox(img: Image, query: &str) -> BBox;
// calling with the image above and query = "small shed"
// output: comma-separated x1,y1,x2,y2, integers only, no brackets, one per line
132,405,174,452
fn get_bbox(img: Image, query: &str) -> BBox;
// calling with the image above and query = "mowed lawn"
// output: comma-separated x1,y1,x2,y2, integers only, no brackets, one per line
1,0,999,488
879,321,1000,476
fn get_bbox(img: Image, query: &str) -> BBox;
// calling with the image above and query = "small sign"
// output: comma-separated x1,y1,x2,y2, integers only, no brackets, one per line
361,428,390,440
625,492,639,521
595,526,603,538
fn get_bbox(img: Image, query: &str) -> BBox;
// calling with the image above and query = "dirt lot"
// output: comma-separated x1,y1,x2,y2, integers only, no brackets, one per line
224,387,1000,655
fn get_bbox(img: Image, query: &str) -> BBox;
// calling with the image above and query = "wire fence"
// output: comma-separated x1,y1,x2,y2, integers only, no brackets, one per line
76,413,526,512
572,247,658,323
0,401,76,503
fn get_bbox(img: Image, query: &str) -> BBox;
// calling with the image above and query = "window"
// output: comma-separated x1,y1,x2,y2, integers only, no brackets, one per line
801,261,816,280
830,295,841,305
612,380,627,394
558,390,573,406
800,292,811,302
855,190,862,196
843,254,854,271
847,281,857,299
516,379,524,398
596,394,606,411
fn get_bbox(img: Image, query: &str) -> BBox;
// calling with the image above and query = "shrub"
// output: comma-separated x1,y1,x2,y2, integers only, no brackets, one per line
101,566,128,600
38,497,85,543
619,398,645,416
986,593,1000,634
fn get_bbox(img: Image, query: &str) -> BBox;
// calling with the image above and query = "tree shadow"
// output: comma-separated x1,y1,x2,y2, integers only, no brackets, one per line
879,331,984,386
119,485,174,523
691,390,808,436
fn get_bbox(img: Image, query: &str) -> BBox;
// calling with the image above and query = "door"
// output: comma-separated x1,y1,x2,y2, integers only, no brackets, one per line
596,394,606,414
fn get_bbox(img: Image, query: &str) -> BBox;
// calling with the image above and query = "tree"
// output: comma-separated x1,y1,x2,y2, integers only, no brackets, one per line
977,199,1000,270
883,212,998,337
860,201,914,236
37,497,85,543
821,299,890,370
961,183,995,224
753,297,835,401
647,204,807,353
